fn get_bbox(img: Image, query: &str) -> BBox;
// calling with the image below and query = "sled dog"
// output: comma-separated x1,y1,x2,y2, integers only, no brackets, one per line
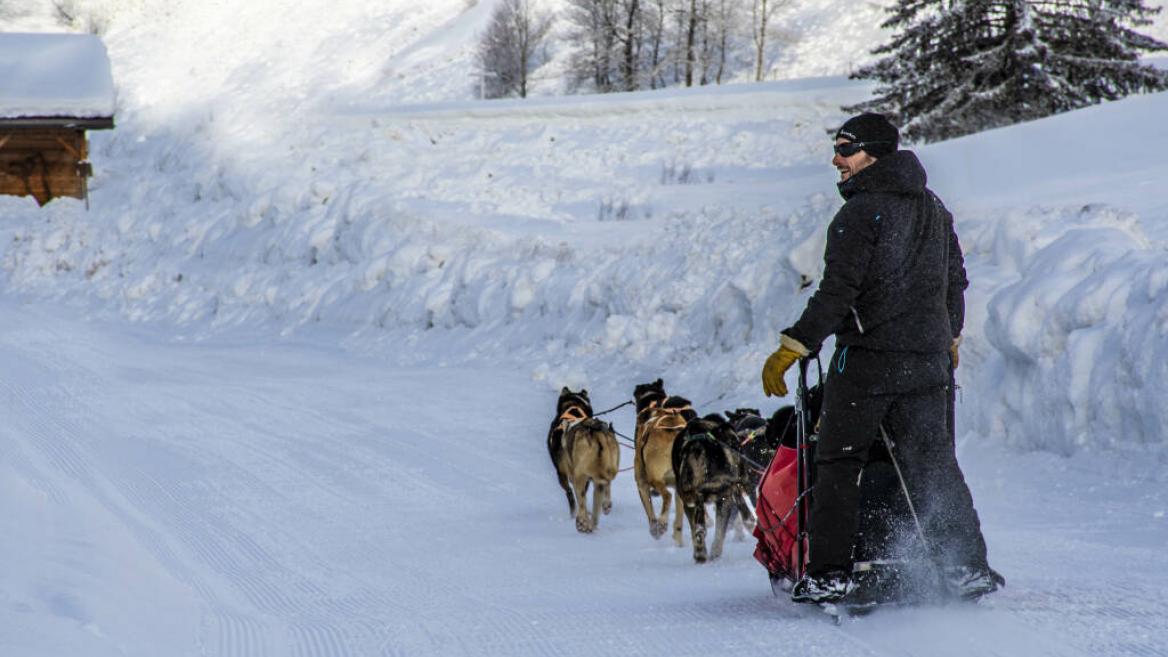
559,418,620,533
672,414,753,563
548,387,593,515
635,395,695,545
726,408,771,506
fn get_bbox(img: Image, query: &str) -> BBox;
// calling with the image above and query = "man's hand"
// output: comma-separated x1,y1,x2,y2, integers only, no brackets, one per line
950,336,962,370
761,335,811,397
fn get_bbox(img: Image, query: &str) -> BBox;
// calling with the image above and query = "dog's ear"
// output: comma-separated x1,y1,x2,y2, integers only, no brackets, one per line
655,378,663,387
561,386,570,395
581,389,589,398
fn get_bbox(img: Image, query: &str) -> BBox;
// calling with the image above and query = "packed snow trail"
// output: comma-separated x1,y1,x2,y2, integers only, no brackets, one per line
1,299,1165,657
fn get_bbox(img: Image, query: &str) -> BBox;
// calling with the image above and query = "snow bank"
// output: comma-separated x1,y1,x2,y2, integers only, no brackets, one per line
921,93,1168,454
0,76,868,361
0,33,115,119
956,204,1168,455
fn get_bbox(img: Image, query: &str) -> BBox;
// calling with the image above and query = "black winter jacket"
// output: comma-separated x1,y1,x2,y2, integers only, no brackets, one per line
784,150,967,354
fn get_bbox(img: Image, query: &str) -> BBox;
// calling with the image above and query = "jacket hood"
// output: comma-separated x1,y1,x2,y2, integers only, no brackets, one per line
838,150,927,200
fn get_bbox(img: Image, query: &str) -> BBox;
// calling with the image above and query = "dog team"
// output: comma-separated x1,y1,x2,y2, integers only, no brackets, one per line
546,379,805,564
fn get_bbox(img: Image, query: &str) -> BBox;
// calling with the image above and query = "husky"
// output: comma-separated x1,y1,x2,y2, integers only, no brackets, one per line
559,418,620,533
547,387,593,516
634,395,695,545
725,407,772,506
672,414,753,563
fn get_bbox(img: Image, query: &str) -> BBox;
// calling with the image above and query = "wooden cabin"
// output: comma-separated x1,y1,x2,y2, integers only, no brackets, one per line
0,33,116,206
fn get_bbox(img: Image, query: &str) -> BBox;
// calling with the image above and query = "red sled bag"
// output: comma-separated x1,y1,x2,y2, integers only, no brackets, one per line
753,444,804,582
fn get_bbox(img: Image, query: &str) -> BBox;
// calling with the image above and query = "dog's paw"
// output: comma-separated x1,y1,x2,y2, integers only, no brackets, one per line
693,550,708,564
649,521,665,539
576,514,594,533
602,501,613,515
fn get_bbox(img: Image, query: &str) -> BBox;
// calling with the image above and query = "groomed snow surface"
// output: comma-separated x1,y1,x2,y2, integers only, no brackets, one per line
2,300,1165,657
1,1,1167,655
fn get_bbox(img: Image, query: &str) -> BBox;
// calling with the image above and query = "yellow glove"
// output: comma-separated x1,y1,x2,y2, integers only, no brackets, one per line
761,335,810,397
950,336,962,370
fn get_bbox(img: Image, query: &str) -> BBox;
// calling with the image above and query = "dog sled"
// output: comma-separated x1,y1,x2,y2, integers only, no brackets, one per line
752,361,934,613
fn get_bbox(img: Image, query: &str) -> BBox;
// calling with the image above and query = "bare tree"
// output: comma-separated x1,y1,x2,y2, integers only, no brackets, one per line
567,0,651,93
477,0,554,99
645,0,669,88
709,0,739,84
698,0,712,85
618,0,642,91
683,0,701,86
562,0,751,93
565,0,621,91
751,0,785,81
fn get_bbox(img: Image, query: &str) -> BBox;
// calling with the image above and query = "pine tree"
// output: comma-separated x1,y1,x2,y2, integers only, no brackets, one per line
849,0,1168,142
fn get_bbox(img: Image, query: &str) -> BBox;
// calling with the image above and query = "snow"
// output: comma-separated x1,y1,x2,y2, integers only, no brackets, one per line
1,300,1165,657
0,32,115,119
0,1,1166,655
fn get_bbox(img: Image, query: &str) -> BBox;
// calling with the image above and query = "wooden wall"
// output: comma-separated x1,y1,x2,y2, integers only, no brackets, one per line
0,128,90,206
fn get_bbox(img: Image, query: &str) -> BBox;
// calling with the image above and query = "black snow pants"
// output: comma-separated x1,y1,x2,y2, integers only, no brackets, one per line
807,345,989,576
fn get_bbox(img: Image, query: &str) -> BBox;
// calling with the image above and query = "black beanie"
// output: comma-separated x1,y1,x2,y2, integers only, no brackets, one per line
835,113,899,158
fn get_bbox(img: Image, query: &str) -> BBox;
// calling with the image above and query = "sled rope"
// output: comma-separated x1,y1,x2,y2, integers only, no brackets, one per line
592,400,634,417
612,427,637,450
737,427,763,446
717,439,768,472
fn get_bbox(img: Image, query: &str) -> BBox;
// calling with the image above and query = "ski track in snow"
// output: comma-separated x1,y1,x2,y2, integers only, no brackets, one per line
0,300,1165,656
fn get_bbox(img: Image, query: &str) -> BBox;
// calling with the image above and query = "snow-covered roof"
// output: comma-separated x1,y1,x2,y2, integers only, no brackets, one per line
0,33,115,123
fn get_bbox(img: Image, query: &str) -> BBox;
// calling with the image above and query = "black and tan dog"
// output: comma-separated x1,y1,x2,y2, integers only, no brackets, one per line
559,417,620,533
548,387,593,516
725,407,772,506
672,414,754,563
634,395,695,545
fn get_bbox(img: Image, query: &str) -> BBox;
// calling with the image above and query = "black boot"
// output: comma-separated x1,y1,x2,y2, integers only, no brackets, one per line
946,565,1005,600
791,569,852,604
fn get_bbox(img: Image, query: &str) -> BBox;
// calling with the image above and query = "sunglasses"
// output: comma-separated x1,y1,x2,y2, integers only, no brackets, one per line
833,141,890,157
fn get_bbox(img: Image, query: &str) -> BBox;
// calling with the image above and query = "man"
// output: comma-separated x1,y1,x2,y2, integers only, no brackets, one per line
760,113,1002,604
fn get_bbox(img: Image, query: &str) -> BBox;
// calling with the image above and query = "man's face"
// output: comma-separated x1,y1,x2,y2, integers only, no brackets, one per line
832,138,877,182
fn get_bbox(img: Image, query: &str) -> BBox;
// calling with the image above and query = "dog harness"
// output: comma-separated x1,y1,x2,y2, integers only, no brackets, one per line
683,431,719,445
643,406,690,433
558,405,590,433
